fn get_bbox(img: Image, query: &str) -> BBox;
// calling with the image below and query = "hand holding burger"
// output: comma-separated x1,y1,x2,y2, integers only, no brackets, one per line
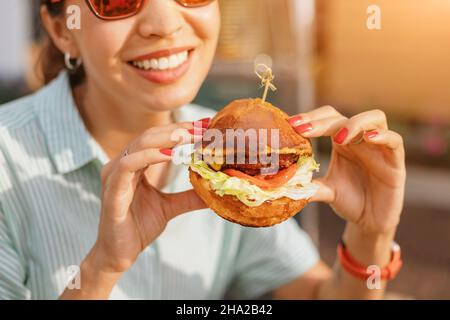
189,63,405,238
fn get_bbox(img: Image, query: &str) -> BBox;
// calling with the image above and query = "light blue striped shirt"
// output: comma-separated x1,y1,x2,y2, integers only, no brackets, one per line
0,72,319,300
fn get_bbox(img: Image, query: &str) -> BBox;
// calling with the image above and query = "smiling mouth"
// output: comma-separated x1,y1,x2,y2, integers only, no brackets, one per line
128,49,191,71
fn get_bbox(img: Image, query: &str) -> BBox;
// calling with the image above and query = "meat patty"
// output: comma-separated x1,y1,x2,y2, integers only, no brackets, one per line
221,153,299,176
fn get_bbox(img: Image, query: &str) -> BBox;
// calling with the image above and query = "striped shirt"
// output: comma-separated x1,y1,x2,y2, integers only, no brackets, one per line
0,72,319,300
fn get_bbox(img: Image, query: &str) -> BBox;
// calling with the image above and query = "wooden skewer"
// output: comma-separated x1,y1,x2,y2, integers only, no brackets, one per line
255,64,277,103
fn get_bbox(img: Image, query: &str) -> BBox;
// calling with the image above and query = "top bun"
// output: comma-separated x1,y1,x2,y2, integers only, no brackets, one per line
208,98,310,151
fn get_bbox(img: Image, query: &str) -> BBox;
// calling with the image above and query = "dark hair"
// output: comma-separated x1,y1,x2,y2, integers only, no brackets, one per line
39,0,85,86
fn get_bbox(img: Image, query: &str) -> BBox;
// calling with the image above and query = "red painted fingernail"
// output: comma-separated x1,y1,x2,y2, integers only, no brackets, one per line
333,128,349,144
199,117,211,123
295,123,313,134
365,131,379,139
159,149,173,156
188,128,206,136
288,115,303,127
194,118,211,128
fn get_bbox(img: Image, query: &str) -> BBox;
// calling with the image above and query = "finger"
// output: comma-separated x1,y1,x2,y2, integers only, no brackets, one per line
161,189,207,220
364,129,405,165
292,115,348,138
363,129,403,149
147,118,210,134
101,121,208,181
332,109,388,145
288,105,342,126
105,149,172,200
131,123,207,152
101,161,116,185
309,178,335,204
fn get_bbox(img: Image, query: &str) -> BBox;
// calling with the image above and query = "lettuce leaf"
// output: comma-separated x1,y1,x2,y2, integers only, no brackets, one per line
190,156,320,207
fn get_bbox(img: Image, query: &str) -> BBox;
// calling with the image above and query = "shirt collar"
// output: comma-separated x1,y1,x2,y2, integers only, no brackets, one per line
34,72,109,174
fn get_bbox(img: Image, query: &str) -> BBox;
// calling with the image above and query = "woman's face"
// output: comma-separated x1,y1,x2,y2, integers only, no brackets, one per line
67,0,220,112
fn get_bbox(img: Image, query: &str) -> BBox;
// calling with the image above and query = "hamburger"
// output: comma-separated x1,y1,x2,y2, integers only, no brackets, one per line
189,98,319,227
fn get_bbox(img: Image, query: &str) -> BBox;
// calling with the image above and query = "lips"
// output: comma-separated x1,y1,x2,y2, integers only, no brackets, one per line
127,47,195,84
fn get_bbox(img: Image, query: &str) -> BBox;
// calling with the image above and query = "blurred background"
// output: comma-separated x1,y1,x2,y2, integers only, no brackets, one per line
0,0,449,299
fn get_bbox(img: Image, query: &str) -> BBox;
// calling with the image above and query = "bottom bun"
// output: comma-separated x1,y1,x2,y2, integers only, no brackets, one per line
189,169,308,227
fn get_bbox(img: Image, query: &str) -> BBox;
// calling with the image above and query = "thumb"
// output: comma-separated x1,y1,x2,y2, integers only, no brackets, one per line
309,177,335,204
162,189,207,219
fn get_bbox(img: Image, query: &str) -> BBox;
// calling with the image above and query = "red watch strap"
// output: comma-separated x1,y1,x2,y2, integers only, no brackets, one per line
337,240,403,281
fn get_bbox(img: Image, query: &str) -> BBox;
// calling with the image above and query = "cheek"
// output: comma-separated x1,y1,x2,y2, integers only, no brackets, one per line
76,12,131,75
185,5,221,49
182,5,221,86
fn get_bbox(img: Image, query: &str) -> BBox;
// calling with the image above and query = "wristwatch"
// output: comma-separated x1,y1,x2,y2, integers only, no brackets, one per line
337,239,403,281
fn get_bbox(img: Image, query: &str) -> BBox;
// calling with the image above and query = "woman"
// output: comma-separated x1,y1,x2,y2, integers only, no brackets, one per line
0,0,405,300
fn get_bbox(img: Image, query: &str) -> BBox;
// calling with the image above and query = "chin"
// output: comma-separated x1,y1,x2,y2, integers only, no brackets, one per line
139,80,202,112
143,90,197,112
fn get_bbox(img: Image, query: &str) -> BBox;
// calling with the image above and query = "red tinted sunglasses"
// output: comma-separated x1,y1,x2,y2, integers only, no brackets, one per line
49,0,214,20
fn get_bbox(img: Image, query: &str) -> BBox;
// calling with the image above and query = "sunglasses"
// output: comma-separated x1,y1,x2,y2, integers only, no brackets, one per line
49,0,214,20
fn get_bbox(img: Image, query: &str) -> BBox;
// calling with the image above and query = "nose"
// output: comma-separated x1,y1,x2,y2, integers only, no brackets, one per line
137,0,184,39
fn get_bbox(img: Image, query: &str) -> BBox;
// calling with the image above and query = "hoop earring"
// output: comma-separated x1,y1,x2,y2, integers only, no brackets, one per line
64,52,82,71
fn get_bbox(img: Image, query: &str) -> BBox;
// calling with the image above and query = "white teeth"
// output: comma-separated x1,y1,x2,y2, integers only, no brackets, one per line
158,57,169,70
131,50,189,71
150,59,158,69
178,51,188,62
168,55,179,68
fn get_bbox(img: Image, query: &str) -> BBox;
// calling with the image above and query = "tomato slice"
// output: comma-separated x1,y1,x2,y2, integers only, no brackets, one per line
223,164,298,190
222,169,273,189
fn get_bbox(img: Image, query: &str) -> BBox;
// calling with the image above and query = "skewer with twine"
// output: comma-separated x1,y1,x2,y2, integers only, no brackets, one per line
255,64,277,103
